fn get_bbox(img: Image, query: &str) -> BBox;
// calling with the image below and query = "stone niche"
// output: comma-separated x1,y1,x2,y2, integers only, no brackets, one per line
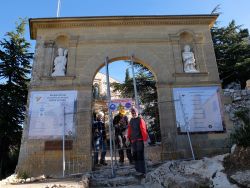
16,15,233,177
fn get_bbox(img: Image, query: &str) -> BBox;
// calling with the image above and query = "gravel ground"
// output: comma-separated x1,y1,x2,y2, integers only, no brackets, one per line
0,177,83,188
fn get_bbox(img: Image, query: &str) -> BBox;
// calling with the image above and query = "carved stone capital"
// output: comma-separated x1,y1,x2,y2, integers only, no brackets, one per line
194,33,204,43
43,40,55,48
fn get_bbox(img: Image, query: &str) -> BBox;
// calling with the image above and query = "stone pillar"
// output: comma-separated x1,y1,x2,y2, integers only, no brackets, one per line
31,39,44,82
67,36,79,76
169,34,183,73
194,33,206,72
194,43,206,72
157,82,178,160
43,40,55,77
74,87,93,172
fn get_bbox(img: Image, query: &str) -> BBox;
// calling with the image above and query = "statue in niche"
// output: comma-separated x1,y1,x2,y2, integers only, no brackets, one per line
52,48,68,76
182,45,199,73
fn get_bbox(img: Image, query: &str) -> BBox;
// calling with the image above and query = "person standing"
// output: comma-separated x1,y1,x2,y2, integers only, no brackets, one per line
127,107,148,175
113,109,133,164
92,111,107,166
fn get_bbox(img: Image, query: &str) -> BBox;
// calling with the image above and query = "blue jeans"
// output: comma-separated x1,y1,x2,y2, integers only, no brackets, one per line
94,138,106,164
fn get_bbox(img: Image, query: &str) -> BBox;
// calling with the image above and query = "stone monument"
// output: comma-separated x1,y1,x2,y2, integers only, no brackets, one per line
52,48,68,76
17,14,232,177
182,44,199,73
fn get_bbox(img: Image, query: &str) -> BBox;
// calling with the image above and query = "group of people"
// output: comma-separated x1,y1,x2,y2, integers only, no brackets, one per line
92,107,148,175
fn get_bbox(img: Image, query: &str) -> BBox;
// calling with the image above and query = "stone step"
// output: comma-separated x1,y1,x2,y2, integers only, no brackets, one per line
90,165,147,187
90,175,141,187
89,161,163,187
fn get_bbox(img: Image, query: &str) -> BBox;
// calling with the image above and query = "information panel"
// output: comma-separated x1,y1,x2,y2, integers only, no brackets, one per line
173,86,224,133
28,90,77,139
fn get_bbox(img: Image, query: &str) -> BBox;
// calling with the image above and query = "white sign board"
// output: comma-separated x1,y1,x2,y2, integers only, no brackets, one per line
28,90,77,139
173,86,224,133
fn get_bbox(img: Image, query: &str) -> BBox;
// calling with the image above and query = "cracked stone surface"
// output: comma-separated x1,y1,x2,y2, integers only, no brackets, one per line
231,170,250,188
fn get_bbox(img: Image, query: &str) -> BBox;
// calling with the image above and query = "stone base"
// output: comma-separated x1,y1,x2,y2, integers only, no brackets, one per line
161,147,230,161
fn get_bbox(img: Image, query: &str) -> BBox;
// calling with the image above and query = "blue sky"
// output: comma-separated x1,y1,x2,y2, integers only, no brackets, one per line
1,0,250,82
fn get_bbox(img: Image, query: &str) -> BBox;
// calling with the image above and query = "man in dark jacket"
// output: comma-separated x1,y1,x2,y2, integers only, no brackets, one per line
92,111,107,166
127,107,148,175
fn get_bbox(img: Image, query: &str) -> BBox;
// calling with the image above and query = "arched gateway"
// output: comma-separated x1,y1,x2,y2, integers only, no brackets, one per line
17,15,232,177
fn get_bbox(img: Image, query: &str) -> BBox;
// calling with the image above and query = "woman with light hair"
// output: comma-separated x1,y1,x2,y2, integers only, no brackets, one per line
97,111,104,118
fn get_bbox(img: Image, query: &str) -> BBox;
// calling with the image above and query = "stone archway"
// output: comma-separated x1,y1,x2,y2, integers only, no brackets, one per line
17,15,232,177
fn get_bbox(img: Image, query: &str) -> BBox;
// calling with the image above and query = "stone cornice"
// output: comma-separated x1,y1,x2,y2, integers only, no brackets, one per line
29,14,218,39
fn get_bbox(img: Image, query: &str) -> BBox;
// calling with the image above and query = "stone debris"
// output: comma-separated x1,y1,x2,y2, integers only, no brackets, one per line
90,165,141,187
224,146,250,174
223,88,250,131
145,154,239,188
82,173,91,188
88,155,241,187
44,184,81,188
0,174,46,185
231,170,250,188
0,175,82,188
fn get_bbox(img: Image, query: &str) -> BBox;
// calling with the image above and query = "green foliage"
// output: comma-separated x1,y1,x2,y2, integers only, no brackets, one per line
0,18,32,179
112,62,161,142
125,68,130,82
211,20,250,88
230,108,250,147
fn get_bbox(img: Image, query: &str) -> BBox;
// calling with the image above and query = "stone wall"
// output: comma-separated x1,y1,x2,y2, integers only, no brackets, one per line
223,88,250,127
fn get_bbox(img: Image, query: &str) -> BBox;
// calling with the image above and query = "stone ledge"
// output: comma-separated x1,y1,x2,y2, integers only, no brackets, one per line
40,75,76,80
173,72,209,77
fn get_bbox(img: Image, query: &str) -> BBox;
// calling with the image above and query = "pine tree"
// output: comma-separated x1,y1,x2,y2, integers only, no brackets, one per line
0,19,32,179
125,68,130,82
211,20,250,88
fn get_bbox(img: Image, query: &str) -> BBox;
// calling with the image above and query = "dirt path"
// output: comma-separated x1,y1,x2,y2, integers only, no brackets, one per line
0,178,83,188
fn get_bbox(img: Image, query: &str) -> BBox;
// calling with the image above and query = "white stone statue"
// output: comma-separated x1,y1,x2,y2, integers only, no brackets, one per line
51,48,68,76
182,45,199,73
